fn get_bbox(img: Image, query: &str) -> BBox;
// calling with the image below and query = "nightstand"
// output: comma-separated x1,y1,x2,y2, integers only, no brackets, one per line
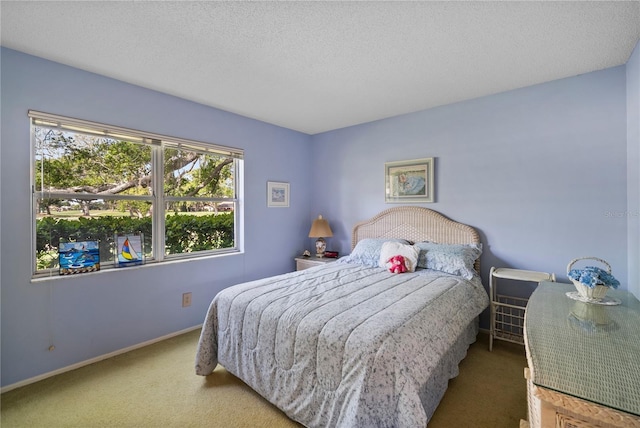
295,257,337,271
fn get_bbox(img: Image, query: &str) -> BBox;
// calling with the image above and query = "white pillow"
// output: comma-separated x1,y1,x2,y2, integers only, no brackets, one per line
379,241,420,272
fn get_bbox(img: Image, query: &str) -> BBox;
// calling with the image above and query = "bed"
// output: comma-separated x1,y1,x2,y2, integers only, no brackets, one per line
195,206,489,427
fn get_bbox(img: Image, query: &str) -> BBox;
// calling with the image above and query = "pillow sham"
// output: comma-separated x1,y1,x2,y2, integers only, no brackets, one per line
415,242,481,279
379,241,420,272
343,238,411,268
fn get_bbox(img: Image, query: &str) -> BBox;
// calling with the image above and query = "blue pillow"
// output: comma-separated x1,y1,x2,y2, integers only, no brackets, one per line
415,242,481,279
343,238,412,268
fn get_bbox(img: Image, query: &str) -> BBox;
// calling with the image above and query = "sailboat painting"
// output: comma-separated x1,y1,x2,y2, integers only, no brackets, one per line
59,241,100,275
115,234,144,267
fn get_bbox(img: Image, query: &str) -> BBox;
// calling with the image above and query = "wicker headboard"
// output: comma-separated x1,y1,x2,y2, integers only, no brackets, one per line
351,206,481,271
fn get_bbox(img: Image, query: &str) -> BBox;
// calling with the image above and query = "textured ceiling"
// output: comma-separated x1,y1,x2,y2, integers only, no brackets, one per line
1,1,639,135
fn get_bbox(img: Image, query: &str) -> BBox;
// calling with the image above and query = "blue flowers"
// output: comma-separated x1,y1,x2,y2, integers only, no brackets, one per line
568,266,620,289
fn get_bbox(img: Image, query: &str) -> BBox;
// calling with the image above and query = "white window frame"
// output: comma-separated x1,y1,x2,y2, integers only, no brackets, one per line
30,110,244,277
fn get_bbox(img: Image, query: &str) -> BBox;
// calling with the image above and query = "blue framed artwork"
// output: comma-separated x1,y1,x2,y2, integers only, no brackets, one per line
385,157,435,203
267,181,289,207
115,234,144,268
58,241,100,275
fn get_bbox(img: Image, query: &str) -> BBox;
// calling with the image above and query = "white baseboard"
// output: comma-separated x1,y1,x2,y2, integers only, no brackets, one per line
1,324,202,394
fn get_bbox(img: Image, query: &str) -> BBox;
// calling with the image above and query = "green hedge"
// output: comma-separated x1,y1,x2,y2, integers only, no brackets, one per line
164,213,234,253
36,213,234,269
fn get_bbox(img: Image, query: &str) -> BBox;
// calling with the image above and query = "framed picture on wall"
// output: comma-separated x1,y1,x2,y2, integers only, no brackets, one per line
385,157,434,203
267,181,290,207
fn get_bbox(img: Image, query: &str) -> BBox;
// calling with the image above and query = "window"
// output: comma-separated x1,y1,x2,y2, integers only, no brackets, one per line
30,111,243,276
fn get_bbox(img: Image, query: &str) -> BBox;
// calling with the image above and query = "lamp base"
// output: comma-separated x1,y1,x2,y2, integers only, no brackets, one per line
315,237,326,258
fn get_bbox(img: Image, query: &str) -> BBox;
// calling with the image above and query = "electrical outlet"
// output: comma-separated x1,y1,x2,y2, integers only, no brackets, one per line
182,292,192,307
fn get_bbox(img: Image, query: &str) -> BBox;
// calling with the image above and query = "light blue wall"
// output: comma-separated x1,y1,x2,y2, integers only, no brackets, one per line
627,40,640,299
0,48,313,387
311,67,629,301
1,46,635,389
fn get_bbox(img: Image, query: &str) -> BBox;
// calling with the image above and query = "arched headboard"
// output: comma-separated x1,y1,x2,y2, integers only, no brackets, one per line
351,206,481,271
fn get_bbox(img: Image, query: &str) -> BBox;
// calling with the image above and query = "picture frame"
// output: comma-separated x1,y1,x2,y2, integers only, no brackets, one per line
267,181,290,207
58,240,100,275
385,157,435,203
114,233,145,268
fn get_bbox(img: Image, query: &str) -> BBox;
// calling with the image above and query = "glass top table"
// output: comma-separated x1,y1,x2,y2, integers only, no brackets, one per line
525,281,640,417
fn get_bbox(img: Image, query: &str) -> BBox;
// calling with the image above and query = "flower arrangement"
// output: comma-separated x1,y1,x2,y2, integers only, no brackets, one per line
567,266,620,289
566,257,619,301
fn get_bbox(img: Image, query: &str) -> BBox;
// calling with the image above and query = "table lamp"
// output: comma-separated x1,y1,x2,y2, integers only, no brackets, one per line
308,215,333,257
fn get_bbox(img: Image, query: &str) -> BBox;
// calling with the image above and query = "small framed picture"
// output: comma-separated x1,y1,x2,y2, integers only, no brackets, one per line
385,157,435,203
58,240,100,275
267,181,290,207
114,233,145,268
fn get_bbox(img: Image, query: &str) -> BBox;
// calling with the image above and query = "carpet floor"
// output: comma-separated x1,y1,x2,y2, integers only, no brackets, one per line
1,329,527,427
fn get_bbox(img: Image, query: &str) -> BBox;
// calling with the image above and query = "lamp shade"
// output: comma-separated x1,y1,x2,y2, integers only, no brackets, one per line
308,215,333,238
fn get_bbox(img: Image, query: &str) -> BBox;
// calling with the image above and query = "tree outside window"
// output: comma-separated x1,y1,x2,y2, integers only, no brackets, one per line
32,112,242,276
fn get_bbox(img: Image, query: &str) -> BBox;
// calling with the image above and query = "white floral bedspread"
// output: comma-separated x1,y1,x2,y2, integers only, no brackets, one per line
195,261,489,427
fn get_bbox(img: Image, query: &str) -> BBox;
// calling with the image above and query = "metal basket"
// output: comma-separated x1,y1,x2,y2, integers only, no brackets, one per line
566,257,612,301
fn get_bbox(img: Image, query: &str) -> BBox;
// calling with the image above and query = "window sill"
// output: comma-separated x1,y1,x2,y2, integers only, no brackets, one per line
30,250,243,283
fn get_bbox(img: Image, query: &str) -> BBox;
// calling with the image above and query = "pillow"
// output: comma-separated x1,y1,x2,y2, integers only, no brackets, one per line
343,238,411,268
379,241,420,272
415,242,482,279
